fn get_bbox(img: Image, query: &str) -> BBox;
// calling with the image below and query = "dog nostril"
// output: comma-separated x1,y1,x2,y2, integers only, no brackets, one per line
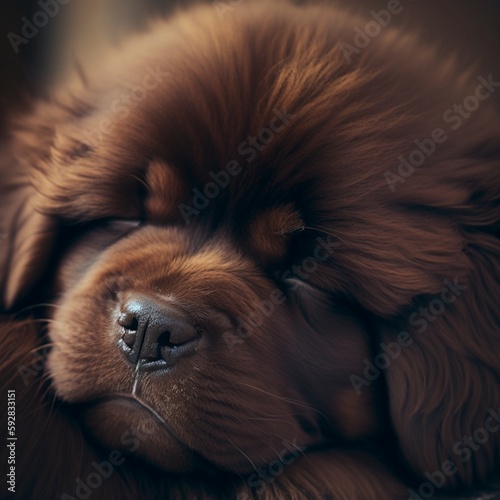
157,330,193,350
119,312,139,331
122,331,136,348
157,331,174,349
119,312,139,348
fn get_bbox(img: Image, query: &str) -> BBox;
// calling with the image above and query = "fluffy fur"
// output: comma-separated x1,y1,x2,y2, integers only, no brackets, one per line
1,1,499,499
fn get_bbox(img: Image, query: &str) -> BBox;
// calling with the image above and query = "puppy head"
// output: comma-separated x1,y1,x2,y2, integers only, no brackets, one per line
0,133,379,475
3,1,456,476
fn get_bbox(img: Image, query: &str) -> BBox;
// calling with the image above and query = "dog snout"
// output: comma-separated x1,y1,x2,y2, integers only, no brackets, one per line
117,293,200,367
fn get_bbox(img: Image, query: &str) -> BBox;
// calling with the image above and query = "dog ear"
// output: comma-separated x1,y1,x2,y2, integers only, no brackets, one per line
0,182,58,311
375,260,500,488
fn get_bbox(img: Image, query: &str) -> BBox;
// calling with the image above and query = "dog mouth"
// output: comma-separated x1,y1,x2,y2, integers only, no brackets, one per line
78,394,200,473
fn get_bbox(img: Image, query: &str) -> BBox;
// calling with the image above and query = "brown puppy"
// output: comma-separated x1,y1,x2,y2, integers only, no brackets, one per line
1,1,499,499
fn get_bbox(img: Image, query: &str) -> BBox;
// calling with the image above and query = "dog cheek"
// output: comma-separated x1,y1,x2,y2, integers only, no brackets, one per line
46,348,81,401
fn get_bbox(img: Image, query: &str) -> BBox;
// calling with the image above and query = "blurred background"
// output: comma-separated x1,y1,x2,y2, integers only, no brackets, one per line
1,0,500,122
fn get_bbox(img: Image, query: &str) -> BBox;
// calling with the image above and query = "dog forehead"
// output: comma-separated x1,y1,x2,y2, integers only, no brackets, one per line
31,6,353,225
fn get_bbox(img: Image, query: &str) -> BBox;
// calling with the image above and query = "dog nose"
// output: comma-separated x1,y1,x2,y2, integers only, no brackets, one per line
117,294,199,367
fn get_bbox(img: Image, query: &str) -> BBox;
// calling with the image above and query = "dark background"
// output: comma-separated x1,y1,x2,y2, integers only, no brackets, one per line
1,0,500,119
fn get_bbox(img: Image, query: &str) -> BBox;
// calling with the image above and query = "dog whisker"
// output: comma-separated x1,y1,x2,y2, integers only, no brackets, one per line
225,438,259,475
240,383,330,423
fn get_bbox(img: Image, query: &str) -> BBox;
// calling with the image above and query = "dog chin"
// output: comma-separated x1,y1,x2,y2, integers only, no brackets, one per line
78,395,199,473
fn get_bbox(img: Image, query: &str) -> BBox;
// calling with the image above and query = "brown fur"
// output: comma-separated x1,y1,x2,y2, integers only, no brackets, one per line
1,1,499,499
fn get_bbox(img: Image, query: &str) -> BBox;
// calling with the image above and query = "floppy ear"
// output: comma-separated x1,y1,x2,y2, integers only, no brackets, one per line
0,182,58,311
375,250,500,488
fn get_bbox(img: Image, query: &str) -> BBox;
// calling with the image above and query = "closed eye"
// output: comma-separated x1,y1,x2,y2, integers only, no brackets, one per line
106,219,143,233
67,219,144,249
